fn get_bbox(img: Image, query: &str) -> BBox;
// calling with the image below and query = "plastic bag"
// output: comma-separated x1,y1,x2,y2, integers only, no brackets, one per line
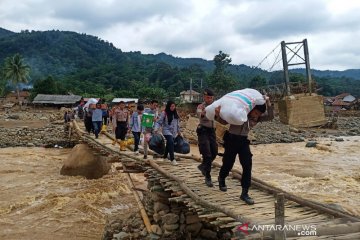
205,88,265,125
149,133,165,155
174,135,190,154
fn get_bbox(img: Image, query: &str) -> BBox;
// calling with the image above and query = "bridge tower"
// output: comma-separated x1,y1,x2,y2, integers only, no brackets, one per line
278,39,326,127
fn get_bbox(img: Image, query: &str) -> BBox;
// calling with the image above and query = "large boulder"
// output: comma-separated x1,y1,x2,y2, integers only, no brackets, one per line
60,144,110,179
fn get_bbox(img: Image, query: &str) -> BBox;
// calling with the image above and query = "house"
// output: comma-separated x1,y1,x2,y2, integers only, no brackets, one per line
32,94,82,107
180,90,201,103
6,91,30,104
324,93,358,110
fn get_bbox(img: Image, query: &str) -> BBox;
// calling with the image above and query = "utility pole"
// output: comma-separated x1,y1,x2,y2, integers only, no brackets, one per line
190,78,193,102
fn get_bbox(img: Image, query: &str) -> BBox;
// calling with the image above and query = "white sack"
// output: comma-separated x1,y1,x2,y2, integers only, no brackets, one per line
205,88,265,125
84,98,98,109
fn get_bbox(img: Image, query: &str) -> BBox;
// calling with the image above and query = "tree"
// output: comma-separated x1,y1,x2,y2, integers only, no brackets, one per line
208,51,237,96
30,76,59,99
3,54,30,104
249,75,267,89
289,73,306,83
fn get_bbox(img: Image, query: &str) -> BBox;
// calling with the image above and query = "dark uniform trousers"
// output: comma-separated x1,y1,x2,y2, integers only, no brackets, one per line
219,131,253,190
197,125,218,175
115,121,127,140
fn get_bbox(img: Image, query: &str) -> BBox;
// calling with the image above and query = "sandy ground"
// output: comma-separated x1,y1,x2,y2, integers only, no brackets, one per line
0,120,48,128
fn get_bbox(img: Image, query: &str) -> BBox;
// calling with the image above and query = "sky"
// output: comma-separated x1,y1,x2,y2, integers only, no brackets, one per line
1,0,360,71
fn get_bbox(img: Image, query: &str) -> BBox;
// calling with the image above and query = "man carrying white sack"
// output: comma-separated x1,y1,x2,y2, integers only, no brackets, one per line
208,89,273,205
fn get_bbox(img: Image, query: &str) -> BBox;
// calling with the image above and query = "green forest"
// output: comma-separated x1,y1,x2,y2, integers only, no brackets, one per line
0,28,359,101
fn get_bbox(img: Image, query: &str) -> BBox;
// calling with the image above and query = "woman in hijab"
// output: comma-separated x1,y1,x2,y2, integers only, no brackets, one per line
154,100,181,165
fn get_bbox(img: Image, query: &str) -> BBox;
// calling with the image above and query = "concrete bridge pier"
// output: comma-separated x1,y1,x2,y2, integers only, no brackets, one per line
278,94,327,127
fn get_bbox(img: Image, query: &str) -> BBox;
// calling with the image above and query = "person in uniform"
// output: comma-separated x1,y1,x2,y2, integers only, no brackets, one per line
196,88,218,187
216,96,273,205
112,101,129,151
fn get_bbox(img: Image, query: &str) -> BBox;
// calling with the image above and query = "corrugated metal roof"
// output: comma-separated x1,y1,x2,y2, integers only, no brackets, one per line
32,94,82,104
343,95,356,102
112,98,138,103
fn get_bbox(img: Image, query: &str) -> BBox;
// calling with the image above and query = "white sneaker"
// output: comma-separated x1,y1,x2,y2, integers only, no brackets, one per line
171,160,178,165
134,150,139,155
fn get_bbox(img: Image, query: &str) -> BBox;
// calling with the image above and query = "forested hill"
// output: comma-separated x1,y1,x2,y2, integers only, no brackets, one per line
0,28,359,98
0,27,15,38
291,68,360,80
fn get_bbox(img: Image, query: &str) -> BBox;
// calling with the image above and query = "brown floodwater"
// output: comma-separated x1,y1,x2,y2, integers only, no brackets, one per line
212,136,360,216
0,136,359,239
0,147,137,240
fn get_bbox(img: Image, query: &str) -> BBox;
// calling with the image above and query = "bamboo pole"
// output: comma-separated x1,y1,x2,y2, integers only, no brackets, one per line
125,172,152,234
71,120,86,135
274,193,285,240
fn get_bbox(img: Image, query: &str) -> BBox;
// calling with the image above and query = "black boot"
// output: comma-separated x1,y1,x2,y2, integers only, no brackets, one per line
197,164,206,177
240,188,254,205
205,176,213,187
218,177,227,192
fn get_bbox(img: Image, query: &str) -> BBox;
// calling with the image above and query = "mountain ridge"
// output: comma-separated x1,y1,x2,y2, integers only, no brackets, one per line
0,28,359,97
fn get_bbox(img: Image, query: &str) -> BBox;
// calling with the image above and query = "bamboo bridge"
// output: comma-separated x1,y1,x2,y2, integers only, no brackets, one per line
69,120,360,239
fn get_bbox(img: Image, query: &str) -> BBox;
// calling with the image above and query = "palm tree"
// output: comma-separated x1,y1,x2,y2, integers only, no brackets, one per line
4,53,30,105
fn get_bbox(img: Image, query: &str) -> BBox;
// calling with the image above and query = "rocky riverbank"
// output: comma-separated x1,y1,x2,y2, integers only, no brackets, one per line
251,116,360,144
0,108,78,148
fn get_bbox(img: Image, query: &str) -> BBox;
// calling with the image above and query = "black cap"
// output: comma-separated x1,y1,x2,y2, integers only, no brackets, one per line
203,88,214,96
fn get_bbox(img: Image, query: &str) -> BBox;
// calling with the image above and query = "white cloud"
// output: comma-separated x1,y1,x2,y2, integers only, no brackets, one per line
1,0,360,70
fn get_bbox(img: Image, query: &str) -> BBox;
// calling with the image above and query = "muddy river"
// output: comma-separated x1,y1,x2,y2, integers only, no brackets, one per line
0,136,359,239
0,148,139,240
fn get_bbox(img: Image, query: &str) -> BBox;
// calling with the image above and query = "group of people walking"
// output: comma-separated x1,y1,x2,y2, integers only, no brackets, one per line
99,99,181,166
76,88,273,205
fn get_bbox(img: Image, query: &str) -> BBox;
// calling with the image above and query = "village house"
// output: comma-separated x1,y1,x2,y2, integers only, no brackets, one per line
179,90,201,103
324,93,358,110
5,91,30,104
32,94,82,108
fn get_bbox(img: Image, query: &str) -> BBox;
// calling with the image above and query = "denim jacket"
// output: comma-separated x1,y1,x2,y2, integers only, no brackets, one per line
155,111,180,137
130,112,142,132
